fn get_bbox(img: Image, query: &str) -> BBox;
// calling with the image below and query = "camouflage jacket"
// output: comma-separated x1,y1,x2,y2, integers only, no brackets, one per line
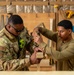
0,28,31,71
19,27,34,55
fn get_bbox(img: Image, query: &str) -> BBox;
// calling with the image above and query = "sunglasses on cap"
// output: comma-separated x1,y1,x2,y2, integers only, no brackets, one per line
9,23,24,32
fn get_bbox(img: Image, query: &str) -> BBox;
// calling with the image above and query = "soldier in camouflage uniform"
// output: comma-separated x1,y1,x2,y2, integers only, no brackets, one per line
0,15,39,71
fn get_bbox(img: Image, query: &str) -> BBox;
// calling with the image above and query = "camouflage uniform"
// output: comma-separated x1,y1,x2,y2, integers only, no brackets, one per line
19,27,34,55
0,28,31,71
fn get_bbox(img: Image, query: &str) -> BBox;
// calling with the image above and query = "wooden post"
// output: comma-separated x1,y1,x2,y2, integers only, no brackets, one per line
5,15,9,25
0,15,4,30
49,18,54,65
49,18,54,47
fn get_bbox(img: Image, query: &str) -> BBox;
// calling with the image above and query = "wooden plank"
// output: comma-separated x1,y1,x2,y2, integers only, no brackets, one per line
0,1,10,6
12,1,49,6
50,1,74,5
0,1,74,6
0,1,48,6
29,59,56,71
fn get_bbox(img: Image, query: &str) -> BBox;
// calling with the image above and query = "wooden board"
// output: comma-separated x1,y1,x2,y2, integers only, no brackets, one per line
29,59,56,71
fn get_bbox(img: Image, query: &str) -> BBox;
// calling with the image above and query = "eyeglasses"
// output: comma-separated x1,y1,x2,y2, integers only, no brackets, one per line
12,26,24,32
9,23,24,32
